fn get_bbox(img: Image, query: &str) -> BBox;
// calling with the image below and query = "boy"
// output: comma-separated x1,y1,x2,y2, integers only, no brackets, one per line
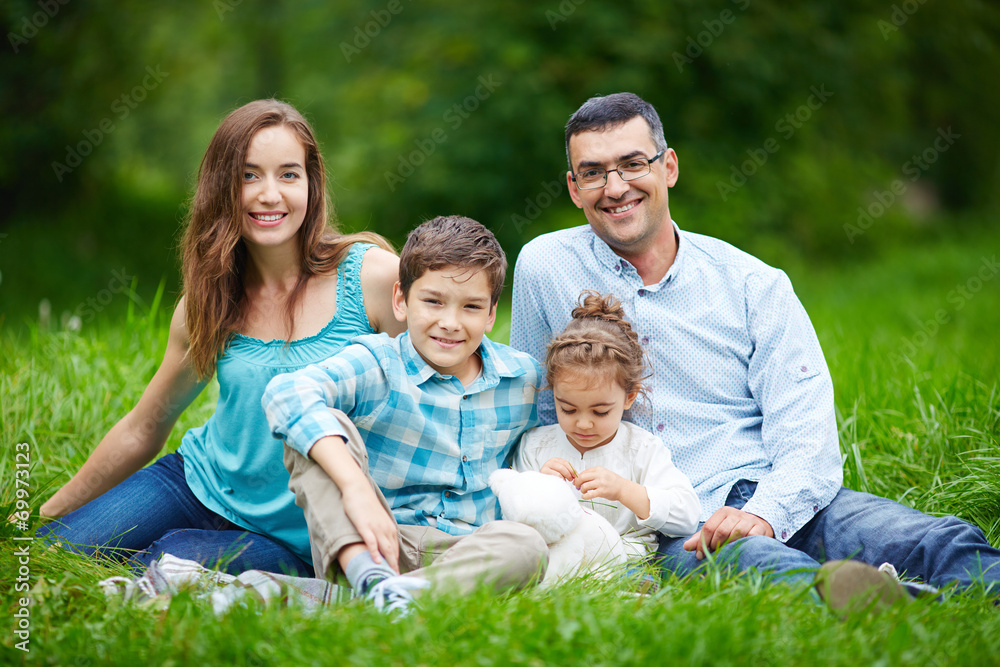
263,215,547,614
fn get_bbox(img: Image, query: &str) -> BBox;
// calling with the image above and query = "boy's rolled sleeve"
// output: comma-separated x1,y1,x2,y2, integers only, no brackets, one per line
263,346,379,457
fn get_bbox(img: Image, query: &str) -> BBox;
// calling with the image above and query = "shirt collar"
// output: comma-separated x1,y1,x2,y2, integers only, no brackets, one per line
400,332,437,384
664,221,685,283
480,336,529,380
399,331,527,386
592,230,626,274
589,220,685,286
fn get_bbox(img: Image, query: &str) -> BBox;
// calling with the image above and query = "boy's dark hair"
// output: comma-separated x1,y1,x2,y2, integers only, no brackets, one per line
564,92,668,168
398,215,507,305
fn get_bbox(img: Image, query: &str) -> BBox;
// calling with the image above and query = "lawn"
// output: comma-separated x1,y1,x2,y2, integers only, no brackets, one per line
2,224,999,666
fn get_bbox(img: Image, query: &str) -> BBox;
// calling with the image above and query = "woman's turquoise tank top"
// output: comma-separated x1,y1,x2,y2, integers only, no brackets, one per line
178,243,377,562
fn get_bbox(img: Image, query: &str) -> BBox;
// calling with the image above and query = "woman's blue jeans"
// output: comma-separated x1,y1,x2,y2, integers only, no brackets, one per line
656,480,1000,593
36,453,311,576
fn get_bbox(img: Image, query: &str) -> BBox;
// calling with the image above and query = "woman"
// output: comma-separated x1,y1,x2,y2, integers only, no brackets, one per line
38,99,404,575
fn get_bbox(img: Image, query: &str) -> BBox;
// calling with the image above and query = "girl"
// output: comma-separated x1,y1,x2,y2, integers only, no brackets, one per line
37,99,404,576
514,291,700,559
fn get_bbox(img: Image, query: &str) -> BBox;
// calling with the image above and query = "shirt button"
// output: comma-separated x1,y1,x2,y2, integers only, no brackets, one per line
800,366,808,372
462,456,467,462
637,289,646,297
444,491,451,498
656,423,664,431
641,336,650,345
781,530,788,540
463,395,470,400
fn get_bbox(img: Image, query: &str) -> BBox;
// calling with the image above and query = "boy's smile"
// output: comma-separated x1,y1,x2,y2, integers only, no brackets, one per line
393,266,497,386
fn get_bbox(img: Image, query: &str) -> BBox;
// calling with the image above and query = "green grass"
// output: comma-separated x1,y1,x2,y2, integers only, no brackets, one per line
3,226,1000,665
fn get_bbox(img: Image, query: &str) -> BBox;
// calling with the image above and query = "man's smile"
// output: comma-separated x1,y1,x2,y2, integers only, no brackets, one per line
601,197,642,218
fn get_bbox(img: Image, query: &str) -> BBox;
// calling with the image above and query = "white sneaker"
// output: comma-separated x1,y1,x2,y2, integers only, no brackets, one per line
366,575,430,616
877,562,899,579
879,561,941,598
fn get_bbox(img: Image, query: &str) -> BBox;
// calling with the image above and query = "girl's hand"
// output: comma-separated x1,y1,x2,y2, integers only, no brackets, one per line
575,466,628,502
576,467,651,519
540,457,578,481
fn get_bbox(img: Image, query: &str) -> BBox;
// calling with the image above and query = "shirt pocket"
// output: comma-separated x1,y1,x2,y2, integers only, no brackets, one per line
484,428,518,461
470,428,519,480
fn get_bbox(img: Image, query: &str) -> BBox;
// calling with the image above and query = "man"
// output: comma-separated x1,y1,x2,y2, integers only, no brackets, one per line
510,92,999,596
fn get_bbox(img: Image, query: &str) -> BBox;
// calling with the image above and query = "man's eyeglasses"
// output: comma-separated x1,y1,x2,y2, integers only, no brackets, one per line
571,149,666,190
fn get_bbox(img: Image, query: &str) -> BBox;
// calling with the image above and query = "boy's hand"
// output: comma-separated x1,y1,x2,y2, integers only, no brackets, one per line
540,457,578,481
574,466,628,502
309,434,401,573
341,480,401,573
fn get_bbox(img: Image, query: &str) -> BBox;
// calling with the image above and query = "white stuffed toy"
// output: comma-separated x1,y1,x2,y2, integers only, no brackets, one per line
489,468,630,586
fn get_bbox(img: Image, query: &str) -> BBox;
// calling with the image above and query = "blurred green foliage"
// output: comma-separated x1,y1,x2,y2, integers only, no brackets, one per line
1,0,998,324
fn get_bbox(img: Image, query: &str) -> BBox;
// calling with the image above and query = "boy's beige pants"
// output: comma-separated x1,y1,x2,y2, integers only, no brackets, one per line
283,409,548,595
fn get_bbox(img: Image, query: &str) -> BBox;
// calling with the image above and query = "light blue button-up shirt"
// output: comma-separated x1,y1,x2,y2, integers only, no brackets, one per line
263,331,542,535
510,223,842,542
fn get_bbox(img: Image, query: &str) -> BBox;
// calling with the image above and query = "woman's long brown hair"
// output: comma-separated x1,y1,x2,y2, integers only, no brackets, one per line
180,99,392,379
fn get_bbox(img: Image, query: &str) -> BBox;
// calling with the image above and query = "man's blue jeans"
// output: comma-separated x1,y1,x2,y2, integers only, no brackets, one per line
36,453,311,576
656,480,1000,592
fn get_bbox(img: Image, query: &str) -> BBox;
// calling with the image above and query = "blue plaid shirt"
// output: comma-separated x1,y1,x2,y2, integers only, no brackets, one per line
263,331,542,535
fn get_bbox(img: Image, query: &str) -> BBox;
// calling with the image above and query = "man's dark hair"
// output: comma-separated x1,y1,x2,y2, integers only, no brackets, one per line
564,92,668,168
398,215,507,305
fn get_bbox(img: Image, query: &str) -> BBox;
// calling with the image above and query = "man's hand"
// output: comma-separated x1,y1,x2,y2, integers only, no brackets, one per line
341,480,401,573
682,507,774,560
540,457,578,481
